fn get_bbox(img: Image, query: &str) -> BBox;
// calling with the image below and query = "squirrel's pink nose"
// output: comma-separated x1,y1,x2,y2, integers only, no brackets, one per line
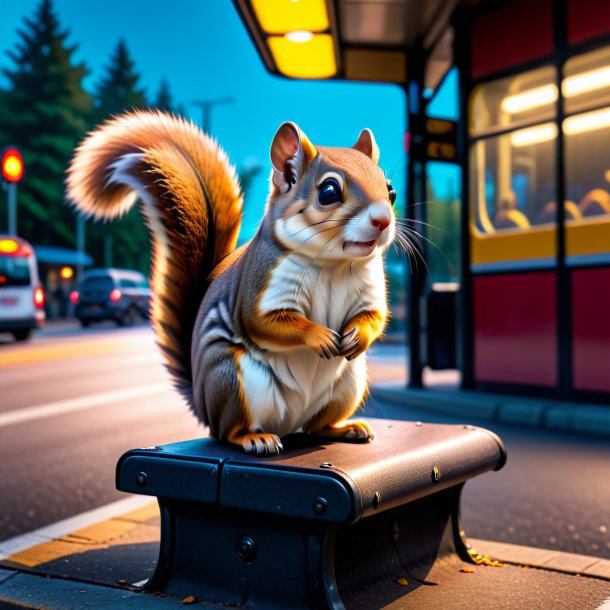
368,201,392,233
371,217,390,232
370,213,391,233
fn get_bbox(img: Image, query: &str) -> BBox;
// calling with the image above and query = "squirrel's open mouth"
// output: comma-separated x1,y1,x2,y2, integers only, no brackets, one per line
343,239,377,252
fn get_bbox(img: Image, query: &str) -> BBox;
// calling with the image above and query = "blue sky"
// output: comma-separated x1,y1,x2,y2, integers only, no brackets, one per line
0,0,411,238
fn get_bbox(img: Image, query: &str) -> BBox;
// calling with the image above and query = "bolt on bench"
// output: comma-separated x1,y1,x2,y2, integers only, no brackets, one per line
116,418,506,609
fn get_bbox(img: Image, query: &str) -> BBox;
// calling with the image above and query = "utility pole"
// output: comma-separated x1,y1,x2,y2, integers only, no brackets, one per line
190,97,235,134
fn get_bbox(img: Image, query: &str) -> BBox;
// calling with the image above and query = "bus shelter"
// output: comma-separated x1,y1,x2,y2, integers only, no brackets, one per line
234,0,610,404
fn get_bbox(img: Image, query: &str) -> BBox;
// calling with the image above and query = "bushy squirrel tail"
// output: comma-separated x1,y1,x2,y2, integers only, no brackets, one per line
66,110,243,404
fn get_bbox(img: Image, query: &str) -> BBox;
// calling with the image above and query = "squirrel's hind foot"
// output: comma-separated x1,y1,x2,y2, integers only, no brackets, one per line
235,431,284,455
313,419,376,442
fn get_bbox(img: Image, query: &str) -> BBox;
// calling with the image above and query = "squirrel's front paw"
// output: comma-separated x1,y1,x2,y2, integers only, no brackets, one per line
339,327,367,360
305,324,341,359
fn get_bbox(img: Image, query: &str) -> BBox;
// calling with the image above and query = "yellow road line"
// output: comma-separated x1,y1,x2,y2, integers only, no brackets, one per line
0,337,154,367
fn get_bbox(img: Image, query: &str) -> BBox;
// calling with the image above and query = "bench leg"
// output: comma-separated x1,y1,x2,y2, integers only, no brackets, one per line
144,484,469,609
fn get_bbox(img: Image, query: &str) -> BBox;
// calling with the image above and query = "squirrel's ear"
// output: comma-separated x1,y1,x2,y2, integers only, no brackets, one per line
353,128,380,165
270,122,317,193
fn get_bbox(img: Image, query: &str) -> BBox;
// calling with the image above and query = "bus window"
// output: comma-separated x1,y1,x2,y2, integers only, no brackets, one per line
563,46,610,221
563,46,610,261
563,46,610,116
564,109,610,219
470,123,557,233
469,65,557,136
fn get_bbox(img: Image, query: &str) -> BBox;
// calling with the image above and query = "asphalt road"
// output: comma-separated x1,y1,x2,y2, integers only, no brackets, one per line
0,323,609,564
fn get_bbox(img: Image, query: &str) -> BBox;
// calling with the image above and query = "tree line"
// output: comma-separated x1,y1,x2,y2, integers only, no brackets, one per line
0,0,204,273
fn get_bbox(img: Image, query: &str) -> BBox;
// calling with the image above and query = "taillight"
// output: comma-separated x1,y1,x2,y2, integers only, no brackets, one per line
34,287,45,308
70,290,79,304
110,288,122,302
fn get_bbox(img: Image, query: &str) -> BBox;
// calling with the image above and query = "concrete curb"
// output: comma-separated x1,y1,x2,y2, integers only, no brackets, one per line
370,385,610,439
469,538,610,581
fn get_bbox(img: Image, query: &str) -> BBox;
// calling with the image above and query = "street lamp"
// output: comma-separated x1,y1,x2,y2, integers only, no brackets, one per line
190,97,235,134
1,146,24,235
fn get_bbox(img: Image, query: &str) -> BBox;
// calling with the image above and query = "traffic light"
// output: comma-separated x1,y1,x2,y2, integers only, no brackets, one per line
1,147,24,183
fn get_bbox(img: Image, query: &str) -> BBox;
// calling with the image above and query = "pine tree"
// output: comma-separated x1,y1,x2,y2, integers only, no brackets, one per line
92,39,147,123
154,78,173,113
0,0,92,245
87,39,149,272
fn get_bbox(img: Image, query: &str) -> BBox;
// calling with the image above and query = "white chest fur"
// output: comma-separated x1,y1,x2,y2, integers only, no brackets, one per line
258,253,386,332
238,253,386,436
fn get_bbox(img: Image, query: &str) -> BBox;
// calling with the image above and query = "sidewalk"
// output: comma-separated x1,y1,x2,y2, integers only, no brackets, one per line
370,382,610,439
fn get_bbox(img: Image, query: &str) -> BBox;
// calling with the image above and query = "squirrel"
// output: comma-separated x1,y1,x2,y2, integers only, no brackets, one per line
66,110,399,455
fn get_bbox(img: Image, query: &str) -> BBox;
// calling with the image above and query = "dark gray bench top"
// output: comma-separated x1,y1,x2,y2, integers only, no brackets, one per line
117,418,506,524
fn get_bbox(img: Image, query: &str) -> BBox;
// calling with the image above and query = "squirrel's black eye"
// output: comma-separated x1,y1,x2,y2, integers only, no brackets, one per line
318,178,343,206
386,180,396,206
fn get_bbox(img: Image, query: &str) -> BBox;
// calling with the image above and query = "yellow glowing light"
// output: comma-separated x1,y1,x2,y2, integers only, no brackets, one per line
563,65,610,97
60,266,74,280
0,239,19,254
251,0,329,34
285,30,314,43
510,123,558,147
564,107,610,135
501,84,558,114
268,34,336,79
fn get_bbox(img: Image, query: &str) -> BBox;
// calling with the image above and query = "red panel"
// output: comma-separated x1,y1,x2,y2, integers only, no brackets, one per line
572,268,610,393
567,0,610,45
474,273,557,386
471,0,554,79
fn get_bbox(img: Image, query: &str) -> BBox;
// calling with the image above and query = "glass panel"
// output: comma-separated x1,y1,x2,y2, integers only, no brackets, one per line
563,46,610,115
564,106,610,258
470,123,557,234
0,256,31,287
427,68,459,121
426,162,461,282
470,66,557,136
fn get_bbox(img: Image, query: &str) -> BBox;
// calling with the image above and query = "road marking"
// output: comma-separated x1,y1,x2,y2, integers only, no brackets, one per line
0,332,157,367
0,382,174,428
0,495,155,560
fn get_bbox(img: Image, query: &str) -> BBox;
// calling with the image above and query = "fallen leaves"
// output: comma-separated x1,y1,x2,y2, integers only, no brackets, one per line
467,547,504,568
182,595,197,605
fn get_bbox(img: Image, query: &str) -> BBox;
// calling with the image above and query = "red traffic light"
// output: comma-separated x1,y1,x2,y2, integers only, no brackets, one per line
2,147,24,183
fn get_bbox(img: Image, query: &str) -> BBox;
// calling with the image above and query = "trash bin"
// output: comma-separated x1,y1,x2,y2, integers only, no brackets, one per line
426,282,458,370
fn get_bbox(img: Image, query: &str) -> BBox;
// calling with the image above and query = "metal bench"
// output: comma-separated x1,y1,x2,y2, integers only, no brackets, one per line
116,417,506,609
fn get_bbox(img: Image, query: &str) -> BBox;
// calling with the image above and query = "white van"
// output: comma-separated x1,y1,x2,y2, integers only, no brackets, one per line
0,236,45,341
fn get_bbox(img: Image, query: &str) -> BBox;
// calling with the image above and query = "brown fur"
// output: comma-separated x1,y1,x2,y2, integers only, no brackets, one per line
66,111,242,400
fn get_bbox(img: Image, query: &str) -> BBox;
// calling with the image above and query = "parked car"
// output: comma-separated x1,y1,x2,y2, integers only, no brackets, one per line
71,268,151,327
0,235,45,341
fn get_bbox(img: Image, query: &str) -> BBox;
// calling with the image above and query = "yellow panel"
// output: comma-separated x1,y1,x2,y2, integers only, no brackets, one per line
251,0,329,34
470,225,556,265
268,34,336,79
566,216,610,257
343,49,406,83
